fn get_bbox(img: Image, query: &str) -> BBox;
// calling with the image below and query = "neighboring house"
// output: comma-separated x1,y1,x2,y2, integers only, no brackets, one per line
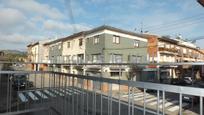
27,39,53,71
61,31,86,74
0,51,6,61
85,26,148,81
145,35,204,82
44,39,63,72
45,25,148,78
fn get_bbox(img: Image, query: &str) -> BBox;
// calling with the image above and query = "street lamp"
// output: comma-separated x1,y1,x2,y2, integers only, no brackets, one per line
198,0,204,7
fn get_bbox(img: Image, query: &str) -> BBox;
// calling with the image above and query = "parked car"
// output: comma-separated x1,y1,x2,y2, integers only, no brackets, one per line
171,77,193,86
183,94,199,104
10,74,33,90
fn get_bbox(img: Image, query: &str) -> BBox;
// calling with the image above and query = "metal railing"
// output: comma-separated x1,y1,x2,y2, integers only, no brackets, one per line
0,62,204,115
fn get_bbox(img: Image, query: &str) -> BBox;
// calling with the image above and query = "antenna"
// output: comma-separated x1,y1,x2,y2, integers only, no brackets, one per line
140,22,143,33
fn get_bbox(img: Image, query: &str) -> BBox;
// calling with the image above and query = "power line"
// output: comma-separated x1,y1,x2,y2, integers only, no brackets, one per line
149,17,204,33
144,13,204,31
64,0,77,33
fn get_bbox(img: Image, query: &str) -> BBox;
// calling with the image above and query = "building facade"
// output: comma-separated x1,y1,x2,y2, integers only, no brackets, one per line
27,40,52,71
145,35,204,83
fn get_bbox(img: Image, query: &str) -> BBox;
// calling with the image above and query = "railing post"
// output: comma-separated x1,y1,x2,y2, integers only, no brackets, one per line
200,96,203,115
143,89,147,115
162,90,165,115
179,93,182,115
157,90,160,114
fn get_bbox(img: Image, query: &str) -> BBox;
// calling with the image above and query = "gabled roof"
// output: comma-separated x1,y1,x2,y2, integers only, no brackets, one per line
85,25,146,38
27,42,39,47
44,31,87,45
44,25,147,46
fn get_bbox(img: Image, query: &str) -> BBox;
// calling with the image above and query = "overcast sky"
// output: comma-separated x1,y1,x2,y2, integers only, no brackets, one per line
0,0,204,51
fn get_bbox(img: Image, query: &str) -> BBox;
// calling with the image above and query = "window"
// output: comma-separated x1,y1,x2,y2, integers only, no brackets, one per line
165,44,170,48
134,40,139,47
93,35,99,44
183,48,187,54
79,39,83,46
92,54,101,63
130,55,137,63
137,56,142,63
110,72,119,77
110,54,122,63
67,42,70,48
58,45,61,49
158,42,165,48
129,55,142,63
113,35,120,44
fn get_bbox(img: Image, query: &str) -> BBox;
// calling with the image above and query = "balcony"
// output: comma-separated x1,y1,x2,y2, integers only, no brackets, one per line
159,47,177,55
85,60,102,71
1,62,204,115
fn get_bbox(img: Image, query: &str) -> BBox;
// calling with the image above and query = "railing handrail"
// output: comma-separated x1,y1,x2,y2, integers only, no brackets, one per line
1,61,204,66
1,70,204,97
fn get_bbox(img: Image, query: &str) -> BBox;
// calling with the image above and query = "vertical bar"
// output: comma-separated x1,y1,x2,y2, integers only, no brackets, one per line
92,80,96,115
40,73,42,106
100,65,103,115
128,86,131,115
81,78,84,115
7,74,9,112
100,74,103,115
179,93,182,115
157,90,160,114
118,65,121,115
143,89,146,115
64,75,67,115
132,87,134,115
108,83,110,115
86,80,89,115
76,77,78,115
72,77,75,115
110,83,112,115
9,73,12,112
200,96,203,115
162,91,165,115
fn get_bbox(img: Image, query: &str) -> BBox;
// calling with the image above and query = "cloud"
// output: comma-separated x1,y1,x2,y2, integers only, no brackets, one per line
0,8,26,28
43,20,92,33
0,33,44,44
0,33,45,50
5,0,65,20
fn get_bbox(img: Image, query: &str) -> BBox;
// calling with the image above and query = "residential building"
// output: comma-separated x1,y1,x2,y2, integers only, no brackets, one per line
61,31,86,74
27,39,52,71
144,35,204,82
84,26,148,81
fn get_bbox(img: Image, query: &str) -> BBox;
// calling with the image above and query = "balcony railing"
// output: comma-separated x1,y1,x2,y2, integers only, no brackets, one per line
1,62,204,115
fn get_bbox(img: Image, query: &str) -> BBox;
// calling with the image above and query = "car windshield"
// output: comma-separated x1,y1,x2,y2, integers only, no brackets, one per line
13,75,27,81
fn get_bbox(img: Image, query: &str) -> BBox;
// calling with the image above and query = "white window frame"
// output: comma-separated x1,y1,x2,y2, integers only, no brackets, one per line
110,54,122,63
134,40,139,47
113,35,120,44
79,38,83,46
67,42,70,48
93,35,99,44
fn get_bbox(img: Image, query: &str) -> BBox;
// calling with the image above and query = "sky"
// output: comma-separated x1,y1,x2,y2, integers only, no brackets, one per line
0,0,204,51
